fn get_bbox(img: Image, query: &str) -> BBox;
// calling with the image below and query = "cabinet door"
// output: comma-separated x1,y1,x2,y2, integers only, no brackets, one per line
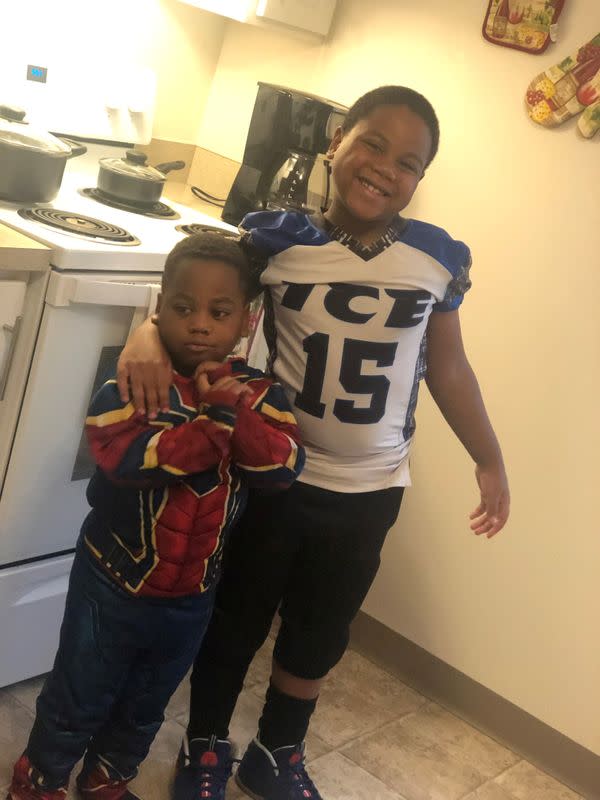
0,280,27,400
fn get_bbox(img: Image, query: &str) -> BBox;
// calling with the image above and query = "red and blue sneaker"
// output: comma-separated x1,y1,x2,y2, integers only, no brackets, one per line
235,739,322,800
172,735,235,800
76,761,141,800
6,754,67,800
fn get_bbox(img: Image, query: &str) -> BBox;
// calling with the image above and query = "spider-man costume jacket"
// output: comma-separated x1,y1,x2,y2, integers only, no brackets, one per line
82,358,304,598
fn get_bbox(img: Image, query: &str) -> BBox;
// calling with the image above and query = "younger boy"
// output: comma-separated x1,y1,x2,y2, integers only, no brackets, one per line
117,86,510,800
7,233,304,800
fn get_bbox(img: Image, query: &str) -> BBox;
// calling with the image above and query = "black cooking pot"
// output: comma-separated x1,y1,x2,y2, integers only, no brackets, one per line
0,105,87,203
97,151,185,208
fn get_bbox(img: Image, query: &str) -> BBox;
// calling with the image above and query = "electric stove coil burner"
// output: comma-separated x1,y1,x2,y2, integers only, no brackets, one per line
17,207,140,246
175,223,238,238
80,188,180,220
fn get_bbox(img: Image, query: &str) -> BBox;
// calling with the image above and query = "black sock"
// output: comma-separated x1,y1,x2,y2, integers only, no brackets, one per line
258,683,318,751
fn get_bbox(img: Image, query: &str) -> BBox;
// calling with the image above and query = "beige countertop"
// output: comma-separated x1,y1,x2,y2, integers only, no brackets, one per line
0,224,50,272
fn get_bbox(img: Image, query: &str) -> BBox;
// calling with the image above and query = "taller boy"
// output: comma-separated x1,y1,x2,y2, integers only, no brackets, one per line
118,86,510,800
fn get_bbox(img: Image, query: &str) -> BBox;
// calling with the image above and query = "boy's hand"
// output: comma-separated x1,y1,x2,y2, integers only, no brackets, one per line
116,317,172,419
195,362,253,405
470,464,510,538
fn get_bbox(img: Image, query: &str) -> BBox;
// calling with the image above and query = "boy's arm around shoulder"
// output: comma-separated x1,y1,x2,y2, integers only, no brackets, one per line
425,310,510,537
231,370,305,489
86,377,234,487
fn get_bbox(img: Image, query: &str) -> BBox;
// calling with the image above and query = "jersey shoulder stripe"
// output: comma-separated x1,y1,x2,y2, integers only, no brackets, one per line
240,211,329,257
400,219,470,278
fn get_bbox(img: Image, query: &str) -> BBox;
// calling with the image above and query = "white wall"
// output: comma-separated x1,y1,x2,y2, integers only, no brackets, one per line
1,0,226,143
199,0,600,754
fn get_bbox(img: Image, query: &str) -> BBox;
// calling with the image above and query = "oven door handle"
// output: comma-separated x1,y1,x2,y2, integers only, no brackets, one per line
46,272,161,309
0,315,23,402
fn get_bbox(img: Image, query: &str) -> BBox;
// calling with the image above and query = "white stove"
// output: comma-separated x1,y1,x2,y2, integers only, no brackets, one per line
0,146,236,271
0,145,241,687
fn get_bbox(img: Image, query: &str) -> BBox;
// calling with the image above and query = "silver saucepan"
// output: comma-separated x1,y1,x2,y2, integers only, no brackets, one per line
97,150,185,208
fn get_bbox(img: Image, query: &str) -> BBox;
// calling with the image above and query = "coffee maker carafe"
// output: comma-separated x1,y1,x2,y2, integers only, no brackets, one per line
222,83,347,226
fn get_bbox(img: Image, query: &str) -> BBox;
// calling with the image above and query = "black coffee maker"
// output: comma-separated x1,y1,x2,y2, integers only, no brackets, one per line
222,83,347,226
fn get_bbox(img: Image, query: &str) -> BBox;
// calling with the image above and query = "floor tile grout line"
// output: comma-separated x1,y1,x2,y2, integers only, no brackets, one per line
335,712,416,761
463,758,529,800
334,735,412,800
455,760,523,800
324,704,428,756
3,686,38,719
335,700,446,755
487,758,523,784
338,707,527,800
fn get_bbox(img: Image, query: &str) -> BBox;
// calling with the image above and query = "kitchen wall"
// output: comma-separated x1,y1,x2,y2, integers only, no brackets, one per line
1,0,225,143
196,0,600,756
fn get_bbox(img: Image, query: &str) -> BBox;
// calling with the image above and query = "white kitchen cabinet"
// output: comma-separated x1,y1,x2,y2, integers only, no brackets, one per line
256,0,337,36
177,0,337,35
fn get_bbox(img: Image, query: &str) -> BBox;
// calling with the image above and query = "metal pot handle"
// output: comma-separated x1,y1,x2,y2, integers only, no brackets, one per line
155,160,185,175
59,137,88,159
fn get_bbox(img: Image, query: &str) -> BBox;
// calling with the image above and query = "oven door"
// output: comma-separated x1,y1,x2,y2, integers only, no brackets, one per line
0,270,160,567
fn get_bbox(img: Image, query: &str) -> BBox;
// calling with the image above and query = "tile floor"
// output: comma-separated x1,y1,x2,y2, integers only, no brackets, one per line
0,632,585,800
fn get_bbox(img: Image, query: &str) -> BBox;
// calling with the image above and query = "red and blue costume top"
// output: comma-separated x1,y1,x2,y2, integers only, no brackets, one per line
82,358,304,598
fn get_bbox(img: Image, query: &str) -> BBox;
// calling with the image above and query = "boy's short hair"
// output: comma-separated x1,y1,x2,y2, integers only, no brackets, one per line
342,86,440,168
162,231,260,300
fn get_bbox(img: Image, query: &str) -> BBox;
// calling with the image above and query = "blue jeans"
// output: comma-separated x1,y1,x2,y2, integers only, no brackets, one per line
26,540,214,789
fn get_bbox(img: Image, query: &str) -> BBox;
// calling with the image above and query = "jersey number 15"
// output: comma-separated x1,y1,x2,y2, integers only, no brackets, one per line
295,334,398,425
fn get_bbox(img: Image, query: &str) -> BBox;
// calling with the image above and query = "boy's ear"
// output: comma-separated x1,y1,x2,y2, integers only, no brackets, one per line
326,126,344,159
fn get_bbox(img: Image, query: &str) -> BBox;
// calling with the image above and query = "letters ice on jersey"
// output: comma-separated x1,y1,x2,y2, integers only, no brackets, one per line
281,282,431,328
280,282,433,425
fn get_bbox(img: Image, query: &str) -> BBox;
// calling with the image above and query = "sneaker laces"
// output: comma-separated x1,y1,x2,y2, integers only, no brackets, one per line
285,751,320,799
189,751,239,798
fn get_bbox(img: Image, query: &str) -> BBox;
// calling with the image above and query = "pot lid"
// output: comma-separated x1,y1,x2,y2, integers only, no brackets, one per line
0,105,72,155
100,150,166,182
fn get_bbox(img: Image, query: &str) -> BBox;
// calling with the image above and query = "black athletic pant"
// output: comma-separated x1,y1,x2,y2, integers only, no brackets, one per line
188,480,403,739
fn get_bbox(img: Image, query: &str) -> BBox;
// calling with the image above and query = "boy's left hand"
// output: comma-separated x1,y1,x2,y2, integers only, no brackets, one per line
194,361,253,405
470,464,510,538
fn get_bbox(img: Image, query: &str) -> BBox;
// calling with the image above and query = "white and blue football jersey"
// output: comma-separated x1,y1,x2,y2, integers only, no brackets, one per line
241,211,471,492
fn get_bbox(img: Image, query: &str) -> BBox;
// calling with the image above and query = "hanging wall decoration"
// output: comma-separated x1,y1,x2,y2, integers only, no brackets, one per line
483,0,566,54
525,34,600,137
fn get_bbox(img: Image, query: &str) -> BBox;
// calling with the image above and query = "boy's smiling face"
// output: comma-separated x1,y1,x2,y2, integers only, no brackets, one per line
326,104,433,240
156,257,249,376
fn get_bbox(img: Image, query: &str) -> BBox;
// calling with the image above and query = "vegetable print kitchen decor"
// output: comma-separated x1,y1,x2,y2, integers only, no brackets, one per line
525,33,600,137
483,0,566,54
